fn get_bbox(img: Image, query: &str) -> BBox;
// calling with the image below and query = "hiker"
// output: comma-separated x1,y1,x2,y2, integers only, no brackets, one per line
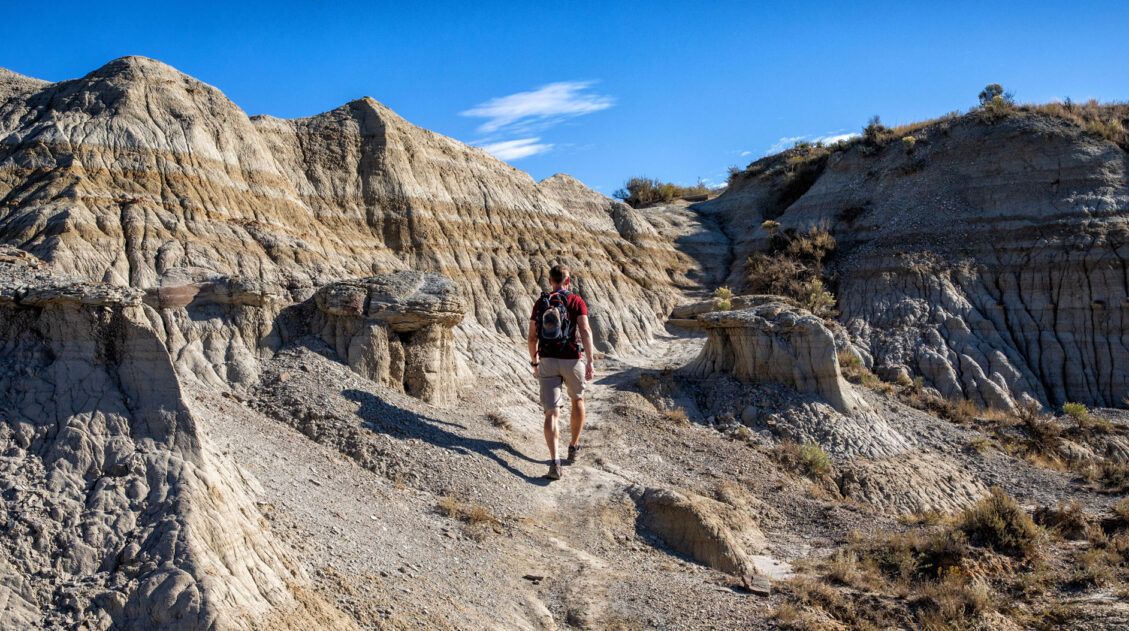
528,264,595,480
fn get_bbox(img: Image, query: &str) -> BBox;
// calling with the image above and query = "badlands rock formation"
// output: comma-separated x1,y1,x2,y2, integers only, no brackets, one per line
0,248,347,630
633,486,766,577
0,56,693,355
310,272,464,404
3,56,1129,630
675,297,865,415
703,113,1129,409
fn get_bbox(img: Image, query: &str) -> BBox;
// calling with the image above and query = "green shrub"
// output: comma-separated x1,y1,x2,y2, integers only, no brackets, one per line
613,176,711,208
978,83,1013,107
1062,402,1089,421
863,115,891,145
744,227,838,318
715,298,732,311
713,286,733,300
773,441,832,479
1062,401,1114,433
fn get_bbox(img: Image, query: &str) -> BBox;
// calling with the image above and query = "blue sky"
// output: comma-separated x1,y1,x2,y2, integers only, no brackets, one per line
3,1,1128,193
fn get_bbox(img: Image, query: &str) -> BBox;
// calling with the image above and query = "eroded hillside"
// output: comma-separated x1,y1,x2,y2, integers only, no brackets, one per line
704,108,1129,410
2,57,1129,630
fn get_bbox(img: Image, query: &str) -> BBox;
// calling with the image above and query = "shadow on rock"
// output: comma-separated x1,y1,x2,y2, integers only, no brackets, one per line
341,388,549,486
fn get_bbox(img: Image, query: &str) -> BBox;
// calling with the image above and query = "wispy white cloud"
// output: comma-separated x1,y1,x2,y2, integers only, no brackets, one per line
739,150,753,157
479,137,553,161
767,131,860,155
461,81,614,134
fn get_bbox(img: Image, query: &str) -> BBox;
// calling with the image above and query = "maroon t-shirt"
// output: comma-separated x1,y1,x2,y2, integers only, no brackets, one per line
530,290,589,359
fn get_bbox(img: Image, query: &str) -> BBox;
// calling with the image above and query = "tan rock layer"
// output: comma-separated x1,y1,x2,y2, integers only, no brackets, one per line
0,57,696,356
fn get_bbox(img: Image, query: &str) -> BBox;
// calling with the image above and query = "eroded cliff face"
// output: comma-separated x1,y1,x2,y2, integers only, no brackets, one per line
0,56,693,357
0,249,348,630
702,114,1129,408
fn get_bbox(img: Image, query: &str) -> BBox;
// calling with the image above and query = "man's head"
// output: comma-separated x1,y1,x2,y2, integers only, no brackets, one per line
549,264,570,290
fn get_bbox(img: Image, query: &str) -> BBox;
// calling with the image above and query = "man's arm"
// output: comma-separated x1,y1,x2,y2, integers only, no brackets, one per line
577,314,596,380
527,319,539,375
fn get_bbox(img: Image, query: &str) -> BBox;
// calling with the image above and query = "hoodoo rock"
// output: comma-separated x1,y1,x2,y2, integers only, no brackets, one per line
311,271,464,404
680,299,866,415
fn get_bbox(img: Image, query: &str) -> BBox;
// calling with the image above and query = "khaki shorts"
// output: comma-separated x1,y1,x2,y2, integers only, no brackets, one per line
538,357,586,411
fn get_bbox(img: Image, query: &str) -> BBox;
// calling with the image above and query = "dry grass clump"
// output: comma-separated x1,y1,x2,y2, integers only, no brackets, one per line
485,411,511,430
915,572,993,629
967,435,993,453
895,378,980,423
745,227,837,317
836,351,894,394
1024,99,1129,149
712,286,733,311
786,488,1129,629
772,441,832,480
956,487,1041,559
436,496,502,540
1034,501,1094,541
778,575,900,630
1114,498,1129,526
783,488,1042,629
1086,460,1129,494
663,407,690,426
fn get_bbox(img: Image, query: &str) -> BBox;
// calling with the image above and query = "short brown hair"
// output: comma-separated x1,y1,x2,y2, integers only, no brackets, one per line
549,264,570,284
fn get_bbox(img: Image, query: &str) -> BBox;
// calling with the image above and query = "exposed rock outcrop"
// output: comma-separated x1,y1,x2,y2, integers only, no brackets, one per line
310,271,464,404
680,299,866,414
0,56,694,357
0,249,348,629
702,113,1129,408
633,486,766,576
838,451,990,514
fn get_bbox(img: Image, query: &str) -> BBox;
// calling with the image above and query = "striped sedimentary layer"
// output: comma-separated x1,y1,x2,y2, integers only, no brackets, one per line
0,57,695,356
701,113,1129,408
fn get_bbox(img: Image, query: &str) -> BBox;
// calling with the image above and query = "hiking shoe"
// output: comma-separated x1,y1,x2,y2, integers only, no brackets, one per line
545,461,562,480
567,444,581,464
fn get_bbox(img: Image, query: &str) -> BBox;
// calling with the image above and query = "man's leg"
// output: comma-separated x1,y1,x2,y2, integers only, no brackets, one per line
543,408,560,462
569,398,586,447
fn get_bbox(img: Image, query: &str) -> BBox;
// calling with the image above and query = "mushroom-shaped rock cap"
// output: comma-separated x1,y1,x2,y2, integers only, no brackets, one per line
315,271,464,331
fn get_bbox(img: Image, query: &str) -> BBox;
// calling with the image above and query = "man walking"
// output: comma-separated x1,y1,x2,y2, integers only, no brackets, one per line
528,264,595,480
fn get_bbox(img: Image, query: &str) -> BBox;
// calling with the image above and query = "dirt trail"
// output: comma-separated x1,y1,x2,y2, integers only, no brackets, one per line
199,322,793,629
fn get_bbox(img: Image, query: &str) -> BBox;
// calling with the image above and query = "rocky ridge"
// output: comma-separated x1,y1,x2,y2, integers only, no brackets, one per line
0,56,693,359
702,113,1129,409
